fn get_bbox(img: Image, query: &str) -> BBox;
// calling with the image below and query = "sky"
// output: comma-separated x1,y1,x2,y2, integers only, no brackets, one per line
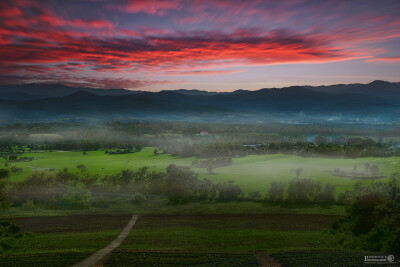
0,0,399,91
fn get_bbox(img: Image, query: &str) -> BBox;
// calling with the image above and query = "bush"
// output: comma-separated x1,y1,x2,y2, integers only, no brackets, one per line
0,169,10,179
165,165,198,203
90,198,112,208
52,186,91,209
0,220,25,252
268,181,285,202
20,200,37,211
287,178,316,203
132,193,146,204
286,178,335,204
332,179,400,253
0,179,12,208
249,191,261,199
217,181,242,200
10,166,23,174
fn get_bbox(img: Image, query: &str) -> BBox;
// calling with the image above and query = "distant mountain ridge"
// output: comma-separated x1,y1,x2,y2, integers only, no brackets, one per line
0,81,399,123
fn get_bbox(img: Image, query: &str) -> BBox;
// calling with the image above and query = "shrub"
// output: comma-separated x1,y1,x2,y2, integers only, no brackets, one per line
249,191,261,199
332,179,400,253
53,186,91,209
20,200,37,211
268,181,285,202
0,220,24,252
0,169,10,179
10,166,23,174
132,193,147,204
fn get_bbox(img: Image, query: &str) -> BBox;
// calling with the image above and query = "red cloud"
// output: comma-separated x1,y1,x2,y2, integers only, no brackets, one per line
0,0,399,88
164,70,245,76
366,57,400,63
0,27,368,85
63,77,177,89
111,0,182,15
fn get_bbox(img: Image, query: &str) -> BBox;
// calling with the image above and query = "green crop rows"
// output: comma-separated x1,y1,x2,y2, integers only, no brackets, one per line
0,252,89,267
105,251,260,266
271,251,395,266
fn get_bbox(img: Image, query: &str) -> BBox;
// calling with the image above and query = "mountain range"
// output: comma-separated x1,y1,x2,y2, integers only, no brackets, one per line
0,80,399,123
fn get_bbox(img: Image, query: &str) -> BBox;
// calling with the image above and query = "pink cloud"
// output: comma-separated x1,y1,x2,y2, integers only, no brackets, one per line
366,57,400,63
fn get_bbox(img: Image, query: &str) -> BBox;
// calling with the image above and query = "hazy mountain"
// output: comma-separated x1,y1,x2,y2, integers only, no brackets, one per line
163,89,220,95
305,80,400,99
0,91,46,102
0,84,141,98
0,81,399,123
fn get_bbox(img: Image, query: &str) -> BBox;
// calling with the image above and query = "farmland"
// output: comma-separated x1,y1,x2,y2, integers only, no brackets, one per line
0,204,345,266
2,148,399,196
118,214,340,252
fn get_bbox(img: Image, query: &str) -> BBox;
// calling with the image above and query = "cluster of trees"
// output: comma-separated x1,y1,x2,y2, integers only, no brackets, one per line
333,163,383,179
100,164,243,203
2,122,400,161
3,121,400,139
2,164,339,208
0,139,144,154
0,169,10,179
104,145,142,155
8,156,34,162
0,220,25,252
159,137,399,159
0,164,245,208
332,177,400,253
267,178,336,204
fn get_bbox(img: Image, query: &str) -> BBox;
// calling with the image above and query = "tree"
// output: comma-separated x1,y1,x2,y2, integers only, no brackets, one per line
206,164,214,174
291,168,303,179
147,171,166,195
268,181,285,202
76,165,87,172
166,164,177,174
364,163,371,173
370,165,380,175
287,178,315,203
153,148,159,156
217,181,242,200
314,135,328,145
249,191,261,199
332,181,400,253
317,183,336,203
0,169,10,179
165,166,198,203
10,166,23,174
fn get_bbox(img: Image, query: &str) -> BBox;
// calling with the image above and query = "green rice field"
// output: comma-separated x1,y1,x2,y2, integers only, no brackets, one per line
3,147,399,196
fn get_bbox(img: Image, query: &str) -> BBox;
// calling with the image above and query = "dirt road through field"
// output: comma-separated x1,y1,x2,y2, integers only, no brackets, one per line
71,215,138,267
255,252,281,267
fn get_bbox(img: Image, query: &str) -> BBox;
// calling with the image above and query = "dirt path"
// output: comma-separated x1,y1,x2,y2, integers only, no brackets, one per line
255,252,281,267
71,215,138,267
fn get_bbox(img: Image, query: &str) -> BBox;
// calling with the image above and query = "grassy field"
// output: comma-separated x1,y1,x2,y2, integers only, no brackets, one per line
3,147,400,196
